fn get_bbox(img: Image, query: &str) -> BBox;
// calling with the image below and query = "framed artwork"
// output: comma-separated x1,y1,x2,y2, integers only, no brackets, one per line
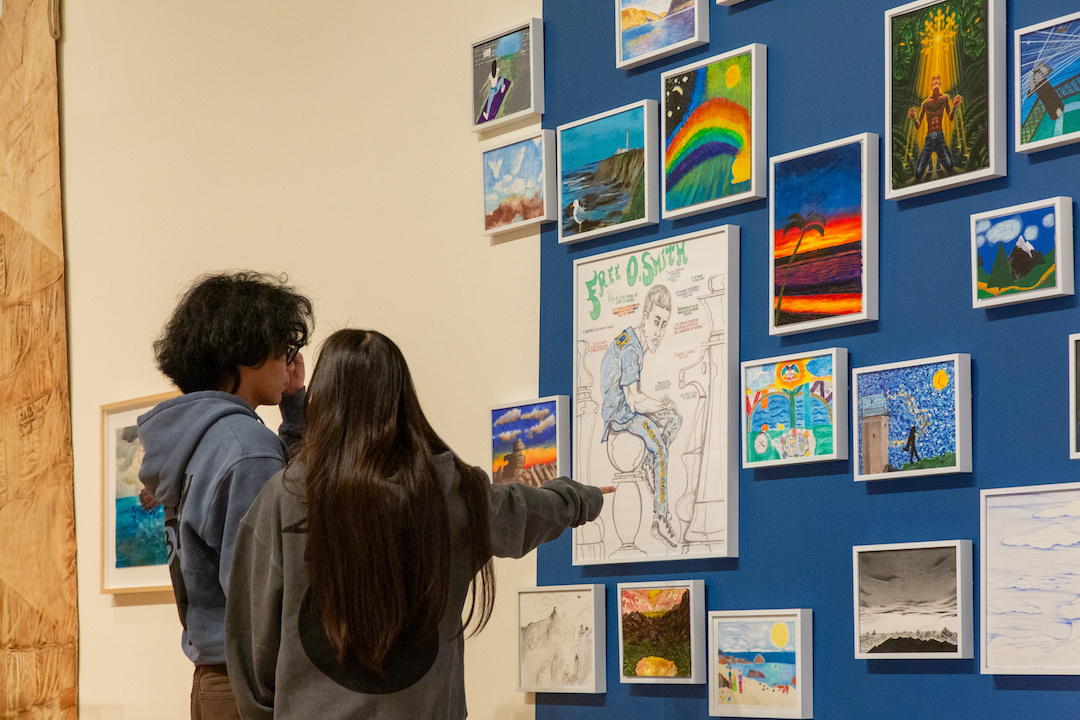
572,226,739,564
618,579,705,684
481,128,556,236
741,347,848,468
100,391,176,593
770,133,879,334
517,584,606,693
558,99,658,244
616,0,708,71
716,0,748,4
661,44,767,220
1071,333,1080,460
853,540,973,660
491,396,569,486
471,18,544,132
708,609,812,719
885,0,1005,200
1016,10,1080,153
852,353,972,482
970,196,1073,309
982,481,1080,674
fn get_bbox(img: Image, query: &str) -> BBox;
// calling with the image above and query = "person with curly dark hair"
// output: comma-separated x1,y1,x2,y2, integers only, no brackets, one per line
137,271,314,720
225,329,610,719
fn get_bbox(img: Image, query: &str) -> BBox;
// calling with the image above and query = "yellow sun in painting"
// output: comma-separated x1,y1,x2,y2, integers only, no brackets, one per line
725,63,741,88
933,369,950,391
771,622,789,648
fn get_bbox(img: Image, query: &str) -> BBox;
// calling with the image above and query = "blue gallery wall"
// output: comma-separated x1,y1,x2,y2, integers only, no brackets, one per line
535,0,1080,717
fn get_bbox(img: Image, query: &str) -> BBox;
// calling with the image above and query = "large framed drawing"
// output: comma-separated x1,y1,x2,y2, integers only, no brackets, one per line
1016,10,1080,154
885,0,1005,200
517,584,606,693
770,133,878,334
481,128,556,236
1071,333,1080,460
852,353,971,481
982,481,1080,674
471,18,544,132
661,44,767,220
970,196,1073,309
558,99,658,244
491,396,568,486
618,579,705,684
708,609,812,719
617,0,709,71
573,226,739,564
853,540,973,660
741,347,847,468
100,391,176,593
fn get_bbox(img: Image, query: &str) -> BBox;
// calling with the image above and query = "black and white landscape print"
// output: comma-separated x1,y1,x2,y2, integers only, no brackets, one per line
856,542,970,658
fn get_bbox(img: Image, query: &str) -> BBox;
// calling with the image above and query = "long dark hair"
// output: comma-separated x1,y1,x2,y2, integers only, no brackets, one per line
299,329,495,671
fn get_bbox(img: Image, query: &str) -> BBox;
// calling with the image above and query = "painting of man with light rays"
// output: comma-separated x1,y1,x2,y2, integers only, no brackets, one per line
889,0,989,190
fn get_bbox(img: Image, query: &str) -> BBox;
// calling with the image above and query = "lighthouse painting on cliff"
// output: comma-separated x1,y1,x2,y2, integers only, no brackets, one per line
557,100,658,244
491,396,568,487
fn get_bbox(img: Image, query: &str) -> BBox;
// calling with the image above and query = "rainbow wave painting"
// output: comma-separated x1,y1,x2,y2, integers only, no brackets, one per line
664,49,754,215
771,135,875,334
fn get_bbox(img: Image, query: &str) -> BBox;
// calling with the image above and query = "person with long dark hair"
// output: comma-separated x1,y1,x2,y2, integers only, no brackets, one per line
226,329,609,718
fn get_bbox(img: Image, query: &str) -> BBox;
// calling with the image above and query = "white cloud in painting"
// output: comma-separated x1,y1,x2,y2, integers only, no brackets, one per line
1025,225,1039,242
985,217,1022,244
744,365,773,392
1043,211,1056,228
527,415,556,438
487,156,503,179
498,429,521,442
993,599,1042,615
494,408,522,426
1003,524,1080,550
511,146,526,175
1034,500,1080,518
520,408,551,421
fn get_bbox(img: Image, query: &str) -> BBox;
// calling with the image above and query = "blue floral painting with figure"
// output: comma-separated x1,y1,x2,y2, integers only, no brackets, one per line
856,359,957,475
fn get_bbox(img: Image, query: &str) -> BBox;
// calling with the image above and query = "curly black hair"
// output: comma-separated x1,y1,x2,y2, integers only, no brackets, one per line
154,271,314,394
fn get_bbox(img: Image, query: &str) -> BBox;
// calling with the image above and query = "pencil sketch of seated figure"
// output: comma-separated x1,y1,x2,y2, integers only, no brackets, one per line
599,284,683,550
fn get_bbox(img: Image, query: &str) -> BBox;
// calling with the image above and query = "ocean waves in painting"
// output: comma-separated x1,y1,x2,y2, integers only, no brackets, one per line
115,495,167,568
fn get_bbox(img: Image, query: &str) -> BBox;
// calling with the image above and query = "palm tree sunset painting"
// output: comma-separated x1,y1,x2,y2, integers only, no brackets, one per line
770,133,878,335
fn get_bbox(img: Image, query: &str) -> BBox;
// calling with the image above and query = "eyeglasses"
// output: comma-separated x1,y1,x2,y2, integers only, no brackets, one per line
285,343,301,364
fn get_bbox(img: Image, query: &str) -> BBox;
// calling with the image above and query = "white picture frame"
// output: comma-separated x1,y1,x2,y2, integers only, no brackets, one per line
853,540,973,660
471,18,544,133
885,0,1005,200
970,196,1073,309
708,608,813,718
616,0,709,70
517,584,606,693
852,353,971,482
557,99,658,244
480,128,556,236
661,44,767,220
490,395,569,486
981,481,1080,674
1015,10,1080,154
572,226,739,564
741,347,848,468
1070,333,1080,460
770,132,879,335
618,579,705,684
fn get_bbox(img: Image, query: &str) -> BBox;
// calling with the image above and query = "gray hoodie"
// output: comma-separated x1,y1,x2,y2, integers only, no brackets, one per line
226,452,604,719
138,389,303,665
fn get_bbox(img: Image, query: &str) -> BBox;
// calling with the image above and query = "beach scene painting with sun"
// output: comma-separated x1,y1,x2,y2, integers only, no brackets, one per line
852,354,971,482
661,44,766,219
970,196,1073,309
708,609,813,718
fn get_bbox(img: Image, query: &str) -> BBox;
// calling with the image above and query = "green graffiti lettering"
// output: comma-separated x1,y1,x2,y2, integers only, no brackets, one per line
585,270,605,321
674,242,687,265
626,255,639,287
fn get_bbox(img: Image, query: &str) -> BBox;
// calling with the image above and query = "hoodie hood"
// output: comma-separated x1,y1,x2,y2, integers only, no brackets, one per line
137,391,260,507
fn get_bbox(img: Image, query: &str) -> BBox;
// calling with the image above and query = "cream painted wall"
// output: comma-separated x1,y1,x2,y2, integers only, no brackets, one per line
61,2,544,718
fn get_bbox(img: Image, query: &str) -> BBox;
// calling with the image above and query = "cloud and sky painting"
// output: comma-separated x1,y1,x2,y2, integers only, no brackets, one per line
973,200,1062,304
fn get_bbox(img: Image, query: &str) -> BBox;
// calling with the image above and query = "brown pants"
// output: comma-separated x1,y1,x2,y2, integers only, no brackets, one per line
191,664,241,720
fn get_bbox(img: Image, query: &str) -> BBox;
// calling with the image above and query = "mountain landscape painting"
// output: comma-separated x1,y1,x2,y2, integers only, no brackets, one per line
618,0,707,69
618,580,704,683
971,197,1073,308
517,584,605,693
854,541,972,659
558,100,657,243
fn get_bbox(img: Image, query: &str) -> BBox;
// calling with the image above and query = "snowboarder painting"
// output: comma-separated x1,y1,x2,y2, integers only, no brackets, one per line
1016,10,1080,153
970,196,1073,309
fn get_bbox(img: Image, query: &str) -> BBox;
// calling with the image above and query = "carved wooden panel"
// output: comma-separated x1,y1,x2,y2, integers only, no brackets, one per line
0,0,78,716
